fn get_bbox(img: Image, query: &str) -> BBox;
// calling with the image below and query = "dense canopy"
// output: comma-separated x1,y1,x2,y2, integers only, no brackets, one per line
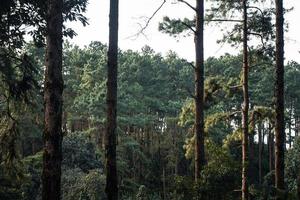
0,0,299,200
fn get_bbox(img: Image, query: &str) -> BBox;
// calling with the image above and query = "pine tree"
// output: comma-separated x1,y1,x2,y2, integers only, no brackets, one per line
194,0,206,182
274,0,285,199
105,0,119,199
241,1,249,199
42,0,64,199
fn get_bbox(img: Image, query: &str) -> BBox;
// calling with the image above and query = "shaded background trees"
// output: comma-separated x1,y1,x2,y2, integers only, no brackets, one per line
1,0,299,199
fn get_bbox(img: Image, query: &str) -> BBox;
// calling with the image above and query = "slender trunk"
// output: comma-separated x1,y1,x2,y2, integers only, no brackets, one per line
62,112,67,135
298,169,300,200
194,0,206,182
21,140,25,157
258,122,263,185
268,124,275,172
105,0,119,199
42,0,63,199
150,129,154,156
275,0,285,197
32,139,36,155
174,125,178,176
242,1,249,199
249,111,255,184
163,167,166,200
139,128,143,181
71,122,75,132
102,126,106,150
296,116,299,137
133,128,137,180
146,127,150,155
288,100,293,148
158,132,163,196
262,124,265,158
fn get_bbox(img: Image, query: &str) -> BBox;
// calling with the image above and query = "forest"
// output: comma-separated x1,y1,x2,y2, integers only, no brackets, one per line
0,0,299,200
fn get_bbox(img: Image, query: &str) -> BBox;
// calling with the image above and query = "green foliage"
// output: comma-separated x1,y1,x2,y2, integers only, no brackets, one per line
0,161,28,200
0,0,88,48
173,141,240,200
159,16,195,37
136,185,148,200
0,0,89,168
60,133,105,200
0,48,41,163
171,176,195,199
223,128,242,148
207,0,275,54
1,12,300,198
62,132,102,172
62,169,106,200
0,132,105,200
286,137,300,195
21,152,43,200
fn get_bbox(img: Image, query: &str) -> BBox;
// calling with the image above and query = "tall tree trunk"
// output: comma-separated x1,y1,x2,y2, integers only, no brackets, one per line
32,139,36,155
105,0,119,199
258,122,263,185
42,0,63,199
242,1,249,199
173,125,178,176
249,111,255,185
296,116,299,137
162,167,166,200
262,124,265,158
275,0,285,198
288,100,293,148
102,125,106,150
268,124,275,172
158,131,163,197
146,127,150,155
298,169,300,200
194,0,206,182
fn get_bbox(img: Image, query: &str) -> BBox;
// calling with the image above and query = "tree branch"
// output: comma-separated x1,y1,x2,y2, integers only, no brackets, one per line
248,32,265,47
206,19,243,23
181,21,196,33
229,110,242,117
247,6,264,16
229,84,242,89
187,62,195,69
129,0,166,39
177,0,196,12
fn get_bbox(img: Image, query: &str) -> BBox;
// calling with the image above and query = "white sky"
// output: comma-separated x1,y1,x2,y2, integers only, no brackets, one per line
68,0,300,63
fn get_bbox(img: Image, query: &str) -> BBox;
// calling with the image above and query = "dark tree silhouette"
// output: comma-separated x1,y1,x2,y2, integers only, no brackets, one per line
194,0,206,182
42,0,64,199
274,0,285,199
105,0,119,199
241,0,249,199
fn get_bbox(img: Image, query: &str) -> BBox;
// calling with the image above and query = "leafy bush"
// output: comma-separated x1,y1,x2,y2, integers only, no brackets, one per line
62,168,106,200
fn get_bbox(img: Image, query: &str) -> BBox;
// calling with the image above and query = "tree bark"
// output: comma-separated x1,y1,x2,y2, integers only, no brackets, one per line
242,1,249,199
258,122,263,185
146,127,150,155
288,100,293,148
162,167,166,200
268,131,274,172
42,0,63,199
296,116,299,137
275,0,285,198
249,111,255,185
194,0,206,182
298,169,300,200
105,0,119,199
268,124,275,172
